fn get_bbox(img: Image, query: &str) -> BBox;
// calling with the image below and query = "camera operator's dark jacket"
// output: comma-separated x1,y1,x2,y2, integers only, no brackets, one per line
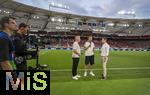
13,32,27,57
12,32,29,70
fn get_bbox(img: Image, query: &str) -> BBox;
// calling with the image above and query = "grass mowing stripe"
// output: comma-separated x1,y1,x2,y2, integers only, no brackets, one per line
51,66,150,72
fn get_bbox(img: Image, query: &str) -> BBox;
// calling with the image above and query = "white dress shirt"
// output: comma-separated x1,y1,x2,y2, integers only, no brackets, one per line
72,42,81,58
101,43,110,56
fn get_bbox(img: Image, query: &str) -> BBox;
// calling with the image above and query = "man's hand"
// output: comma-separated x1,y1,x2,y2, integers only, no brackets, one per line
73,50,80,56
77,53,80,56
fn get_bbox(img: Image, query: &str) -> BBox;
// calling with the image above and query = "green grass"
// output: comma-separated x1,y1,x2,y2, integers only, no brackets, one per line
27,50,150,95
51,78,150,95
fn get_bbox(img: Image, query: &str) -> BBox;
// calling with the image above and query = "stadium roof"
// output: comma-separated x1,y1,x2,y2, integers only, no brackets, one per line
13,0,150,19
0,0,150,23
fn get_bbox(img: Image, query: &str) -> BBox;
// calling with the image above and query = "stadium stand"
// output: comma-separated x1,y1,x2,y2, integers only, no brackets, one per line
0,0,150,51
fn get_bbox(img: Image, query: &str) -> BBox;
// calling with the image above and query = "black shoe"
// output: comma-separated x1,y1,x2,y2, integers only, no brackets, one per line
101,74,106,80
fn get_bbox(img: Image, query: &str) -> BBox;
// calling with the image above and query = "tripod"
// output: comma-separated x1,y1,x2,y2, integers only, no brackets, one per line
28,42,48,70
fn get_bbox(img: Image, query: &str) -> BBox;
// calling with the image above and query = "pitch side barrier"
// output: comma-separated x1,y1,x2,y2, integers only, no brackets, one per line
43,47,150,51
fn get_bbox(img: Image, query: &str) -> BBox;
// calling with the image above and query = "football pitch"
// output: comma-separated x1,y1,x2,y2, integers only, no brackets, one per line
28,50,150,95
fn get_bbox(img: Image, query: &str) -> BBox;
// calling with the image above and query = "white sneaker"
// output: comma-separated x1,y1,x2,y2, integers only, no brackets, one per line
76,75,81,78
84,72,87,77
89,71,95,76
72,76,78,80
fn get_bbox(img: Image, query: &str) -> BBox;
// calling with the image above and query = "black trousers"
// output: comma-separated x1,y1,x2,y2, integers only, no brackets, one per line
72,58,80,76
14,56,27,70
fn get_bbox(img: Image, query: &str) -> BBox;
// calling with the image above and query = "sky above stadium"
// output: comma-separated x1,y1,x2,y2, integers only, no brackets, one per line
15,0,150,19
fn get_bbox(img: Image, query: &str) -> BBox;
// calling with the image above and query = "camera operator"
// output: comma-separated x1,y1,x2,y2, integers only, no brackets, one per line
13,23,29,70
13,23,39,89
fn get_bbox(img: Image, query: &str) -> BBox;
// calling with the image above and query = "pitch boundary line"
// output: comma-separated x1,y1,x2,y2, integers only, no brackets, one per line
51,67,150,72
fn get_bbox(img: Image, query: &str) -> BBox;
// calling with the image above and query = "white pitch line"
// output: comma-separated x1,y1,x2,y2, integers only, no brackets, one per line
51,67,150,72
40,50,49,55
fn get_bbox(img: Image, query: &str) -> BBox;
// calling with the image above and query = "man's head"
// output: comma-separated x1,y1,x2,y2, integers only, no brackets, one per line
101,37,107,44
88,36,93,42
0,16,18,33
75,35,80,43
18,23,28,35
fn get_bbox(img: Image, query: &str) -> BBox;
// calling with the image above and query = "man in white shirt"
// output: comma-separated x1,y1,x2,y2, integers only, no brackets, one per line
100,38,110,80
84,36,95,77
72,35,81,80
